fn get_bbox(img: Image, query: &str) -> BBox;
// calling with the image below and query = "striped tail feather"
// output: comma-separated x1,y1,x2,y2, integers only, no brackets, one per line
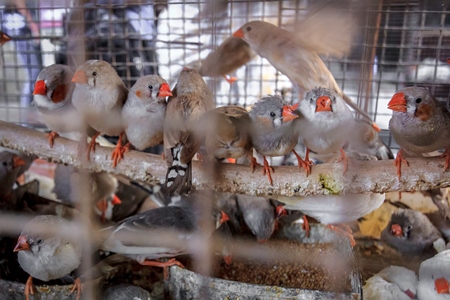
163,144,192,196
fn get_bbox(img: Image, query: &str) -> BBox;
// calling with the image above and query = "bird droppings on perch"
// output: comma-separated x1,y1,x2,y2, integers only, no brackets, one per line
2,120,450,197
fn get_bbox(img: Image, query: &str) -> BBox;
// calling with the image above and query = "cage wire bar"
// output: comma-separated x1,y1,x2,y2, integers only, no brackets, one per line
1,0,450,298
0,1,449,149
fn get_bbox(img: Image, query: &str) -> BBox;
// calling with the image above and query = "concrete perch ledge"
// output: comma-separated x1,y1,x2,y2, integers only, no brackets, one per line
1,120,450,197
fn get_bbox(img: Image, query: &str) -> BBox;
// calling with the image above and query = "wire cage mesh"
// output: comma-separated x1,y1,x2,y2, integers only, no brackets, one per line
1,0,450,149
1,0,450,298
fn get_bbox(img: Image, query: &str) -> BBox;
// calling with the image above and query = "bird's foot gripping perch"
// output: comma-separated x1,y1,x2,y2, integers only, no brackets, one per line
141,258,185,280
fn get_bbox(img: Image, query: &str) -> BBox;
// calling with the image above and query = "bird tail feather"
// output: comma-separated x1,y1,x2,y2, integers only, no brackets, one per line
163,145,192,196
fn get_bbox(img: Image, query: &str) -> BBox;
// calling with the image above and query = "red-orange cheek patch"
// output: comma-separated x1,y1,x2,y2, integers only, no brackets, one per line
135,90,142,98
51,84,67,103
414,104,433,122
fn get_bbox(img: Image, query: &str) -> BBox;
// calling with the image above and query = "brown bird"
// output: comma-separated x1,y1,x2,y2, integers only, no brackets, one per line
194,37,256,84
233,20,378,130
249,95,307,184
163,67,215,195
71,60,128,167
387,87,450,179
195,105,255,166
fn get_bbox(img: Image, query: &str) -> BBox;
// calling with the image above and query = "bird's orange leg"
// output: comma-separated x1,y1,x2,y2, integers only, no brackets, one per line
249,155,259,173
440,148,450,171
96,199,107,223
70,278,83,300
140,258,185,280
111,132,126,167
262,156,274,185
327,224,355,247
302,215,310,238
223,75,237,84
292,149,312,176
395,149,409,180
87,132,101,160
24,276,34,300
336,148,348,174
47,131,59,148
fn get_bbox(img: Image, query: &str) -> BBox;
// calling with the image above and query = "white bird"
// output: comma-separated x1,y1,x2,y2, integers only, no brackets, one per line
278,193,385,224
417,250,450,299
363,266,418,300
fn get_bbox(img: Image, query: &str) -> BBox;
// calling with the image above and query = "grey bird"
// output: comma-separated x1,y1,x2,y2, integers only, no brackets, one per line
236,194,276,242
33,64,82,147
0,151,26,199
14,215,83,300
381,208,442,255
298,87,355,174
122,75,172,151
71,60,128,166
52,164,120,222
163,67,214,195
101,204,226,279
387,86,450,179
249,95,305,184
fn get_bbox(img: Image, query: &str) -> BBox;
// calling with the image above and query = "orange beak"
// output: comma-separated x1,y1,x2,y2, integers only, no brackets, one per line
390,224,403,237
111,194,122,206
1,32,11,45
233,28,244,39
435,277,450,294
13,235,30,252
223,255,233,265
372,123,381,132
315,96,332,112
388,92,407,112
257,238,267,243
282,105,299,123
71,70,88,84
158,83,173,97
13,155,26,168
220,211,230,225
276,205,287,219
33,80,47,95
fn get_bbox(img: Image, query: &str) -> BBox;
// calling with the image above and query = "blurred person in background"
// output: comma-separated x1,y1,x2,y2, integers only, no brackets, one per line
61,0,166,87
1,0,42,107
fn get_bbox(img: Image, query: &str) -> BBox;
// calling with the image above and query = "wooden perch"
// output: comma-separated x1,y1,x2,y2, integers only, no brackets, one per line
1,120,450,197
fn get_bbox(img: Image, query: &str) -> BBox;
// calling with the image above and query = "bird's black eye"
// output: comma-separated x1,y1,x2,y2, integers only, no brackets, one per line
2,162,6,166
148,85,153,90
310,98,314,104
35,239,43,245
406,225,412,230
246,26,252,32
92,71,97,77
415,98,422,104
270,111,276,117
